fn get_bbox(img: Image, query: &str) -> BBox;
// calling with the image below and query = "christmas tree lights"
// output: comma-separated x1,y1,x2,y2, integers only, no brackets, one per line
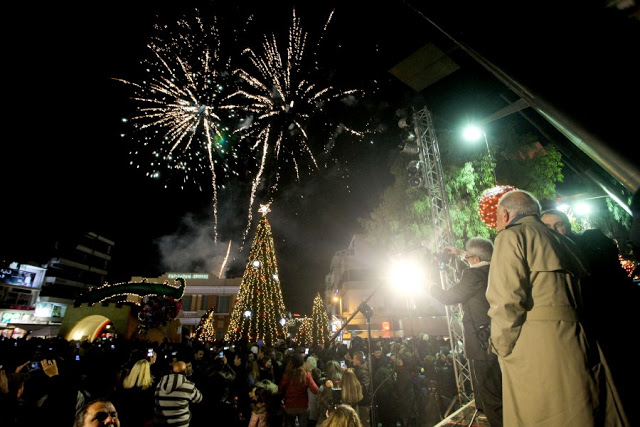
195,307,217,342
225,205,288,345
294,317,311,346
310,293,330,347
74,278,185,334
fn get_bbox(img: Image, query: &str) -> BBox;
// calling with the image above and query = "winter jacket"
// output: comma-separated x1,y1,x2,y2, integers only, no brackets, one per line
279,371,318,409
487,215,628,426
430,264,493,360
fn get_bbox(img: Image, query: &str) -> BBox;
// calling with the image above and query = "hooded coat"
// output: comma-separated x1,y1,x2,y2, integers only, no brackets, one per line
154,373,203,426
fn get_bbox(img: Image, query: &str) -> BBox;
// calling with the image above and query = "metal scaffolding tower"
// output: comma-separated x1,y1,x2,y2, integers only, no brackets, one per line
401,106,473,407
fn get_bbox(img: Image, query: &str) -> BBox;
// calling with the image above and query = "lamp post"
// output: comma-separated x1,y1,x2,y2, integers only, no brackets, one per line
462,124,497,184
332,295,343,317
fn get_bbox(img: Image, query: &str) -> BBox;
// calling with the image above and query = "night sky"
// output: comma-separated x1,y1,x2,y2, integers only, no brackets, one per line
4,1,638,314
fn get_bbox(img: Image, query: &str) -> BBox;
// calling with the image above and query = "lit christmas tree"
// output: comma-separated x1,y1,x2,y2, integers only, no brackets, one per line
225,204,288,345
294,317,311,346
310,293,330,347
195,307,216,342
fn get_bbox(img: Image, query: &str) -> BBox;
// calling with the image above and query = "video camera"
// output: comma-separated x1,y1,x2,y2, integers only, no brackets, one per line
433,251,455,263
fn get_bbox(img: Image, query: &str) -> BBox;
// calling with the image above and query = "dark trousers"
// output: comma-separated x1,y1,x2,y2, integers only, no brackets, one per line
470,357,503,427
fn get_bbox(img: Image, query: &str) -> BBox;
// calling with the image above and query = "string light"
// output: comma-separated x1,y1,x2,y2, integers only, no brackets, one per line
74,278,186,333
619,254,636,277
225,210,288,345
294,317,311,346
76,278,186,306
195,307,217,342
478,185,517,229
310,293,330,347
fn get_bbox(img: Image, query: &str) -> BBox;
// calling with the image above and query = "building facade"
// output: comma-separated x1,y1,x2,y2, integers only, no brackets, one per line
1,231,114,338
0,262,48,338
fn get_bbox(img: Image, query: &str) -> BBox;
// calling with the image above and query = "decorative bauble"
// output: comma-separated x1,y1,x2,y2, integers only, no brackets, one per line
479,185,517,229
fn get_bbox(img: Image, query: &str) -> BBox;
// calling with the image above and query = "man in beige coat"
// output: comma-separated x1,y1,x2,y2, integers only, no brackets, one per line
486,189,629,426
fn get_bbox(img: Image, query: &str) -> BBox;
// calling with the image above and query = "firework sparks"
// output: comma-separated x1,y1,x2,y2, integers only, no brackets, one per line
116,5,367,250
226,8,364,241
114,10,247,244
218,239,233,278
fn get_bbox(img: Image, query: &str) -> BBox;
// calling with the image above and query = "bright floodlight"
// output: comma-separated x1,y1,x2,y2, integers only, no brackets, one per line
389,259,424,294
574,202,592,216
462,124,484,142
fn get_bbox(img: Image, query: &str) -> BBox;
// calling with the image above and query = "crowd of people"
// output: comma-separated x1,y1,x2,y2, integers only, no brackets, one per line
1,189,637,427
0,331,463,427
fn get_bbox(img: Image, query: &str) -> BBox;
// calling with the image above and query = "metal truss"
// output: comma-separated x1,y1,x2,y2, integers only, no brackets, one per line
411,106,473,406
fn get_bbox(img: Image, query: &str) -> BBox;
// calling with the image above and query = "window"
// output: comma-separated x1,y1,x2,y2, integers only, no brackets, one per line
217,296,230,313
182,295,192,311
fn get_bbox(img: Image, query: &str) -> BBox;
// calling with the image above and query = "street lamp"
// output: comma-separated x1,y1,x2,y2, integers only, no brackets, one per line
332,294,343,317
462,124,497,184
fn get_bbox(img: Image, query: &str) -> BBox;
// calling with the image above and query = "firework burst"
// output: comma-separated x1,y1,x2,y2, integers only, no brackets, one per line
226,8,365,241
114,9,249,243
116,5,367,249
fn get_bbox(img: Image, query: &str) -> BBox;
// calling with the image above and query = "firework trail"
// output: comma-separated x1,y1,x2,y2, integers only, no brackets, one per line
218,239,232,278
114,9,250,244
226,8,365,242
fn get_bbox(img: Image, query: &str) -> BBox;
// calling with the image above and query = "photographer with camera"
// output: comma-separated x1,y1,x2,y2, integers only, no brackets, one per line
428,238,503,427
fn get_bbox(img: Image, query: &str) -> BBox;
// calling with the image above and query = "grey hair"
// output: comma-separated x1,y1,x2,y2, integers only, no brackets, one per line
465,237,494,262
498,189,541,217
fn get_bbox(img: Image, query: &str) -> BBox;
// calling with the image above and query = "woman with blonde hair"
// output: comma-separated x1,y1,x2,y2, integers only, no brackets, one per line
123,359,154,390
321,404,362,427
339,369,363,410
113,359,156,426
304,355,317,373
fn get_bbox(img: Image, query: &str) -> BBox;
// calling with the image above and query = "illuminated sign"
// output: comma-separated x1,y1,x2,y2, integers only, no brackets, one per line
382,321,390,331
0,268,40,289
1,312,33,323
35,303,67,318
168,273,209,280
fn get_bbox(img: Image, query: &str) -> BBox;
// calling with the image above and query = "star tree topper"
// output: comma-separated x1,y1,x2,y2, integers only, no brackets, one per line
259,203,271,216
